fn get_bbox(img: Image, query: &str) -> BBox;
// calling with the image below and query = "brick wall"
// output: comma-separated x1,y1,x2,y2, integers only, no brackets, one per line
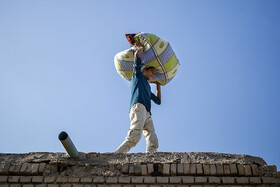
0,152,279,187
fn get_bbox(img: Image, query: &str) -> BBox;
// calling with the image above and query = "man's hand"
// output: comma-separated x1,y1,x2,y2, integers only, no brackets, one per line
135,46,144,58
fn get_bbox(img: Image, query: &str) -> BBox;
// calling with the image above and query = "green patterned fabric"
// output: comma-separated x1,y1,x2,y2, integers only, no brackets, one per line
114,32,179,86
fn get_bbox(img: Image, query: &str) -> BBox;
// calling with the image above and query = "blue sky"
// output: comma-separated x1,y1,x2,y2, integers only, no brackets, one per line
0,0,279,169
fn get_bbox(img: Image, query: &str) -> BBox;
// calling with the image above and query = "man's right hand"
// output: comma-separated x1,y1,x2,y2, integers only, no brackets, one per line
135,43,144,58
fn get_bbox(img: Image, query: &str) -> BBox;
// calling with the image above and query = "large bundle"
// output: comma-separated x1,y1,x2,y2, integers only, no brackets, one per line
114,32,179,86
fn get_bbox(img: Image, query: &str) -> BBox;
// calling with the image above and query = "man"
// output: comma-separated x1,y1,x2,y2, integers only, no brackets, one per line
115,42,161,153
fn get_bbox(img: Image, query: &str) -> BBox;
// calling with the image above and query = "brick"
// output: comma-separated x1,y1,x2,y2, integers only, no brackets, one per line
8,176,20,183
72,185,83,187
23,185,34,187
68,177,80,183
249,177,262,184
129,164,135,174
118,177,131,183
107,185,121,187
196,164,203,175
44,176,57,183
223,164,230,175
0,163,11,174
10,184,22,187
32,176,44,183
122,163,129,174
163,164,170,176
244,165,252,176
237,164,245,175
190,164,196,175
222,177,235,184
81,177,92,183
156,177,169,184
131,177,143,183
216,164,223,176
183,163,190,175
31,164,40,174
208,177,221,184
56,176,68,183
0,184,9,187
141,165,148,176
20,176,32,183
170,164,177,175
106,177,118,184
195,177,207,184
39,163,46,173
144,176,156,184
182,176,194,184
133,185,147,187
236,177,249,184
203,164,210,175
93,176,105,183
251,164,260,176
177,163,184,175
20,163,28,173
147,164,154,174
230,164,238,175
210,164,216,175
169,176,181,184
60,184,72,187
262,177,278,184
25,163,33,174
134,163,142,175
47,185,59,187
35,185,47,187
0,176,8,183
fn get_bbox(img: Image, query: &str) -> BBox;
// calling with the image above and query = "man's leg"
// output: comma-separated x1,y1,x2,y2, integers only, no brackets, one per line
115,103,146,153
143,115,159,153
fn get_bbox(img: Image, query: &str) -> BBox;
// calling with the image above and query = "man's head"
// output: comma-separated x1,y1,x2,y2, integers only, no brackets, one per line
142,66,156,80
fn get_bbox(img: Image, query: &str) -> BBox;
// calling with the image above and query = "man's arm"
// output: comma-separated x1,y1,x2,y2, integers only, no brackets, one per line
151,82,161,105
133,46,144,77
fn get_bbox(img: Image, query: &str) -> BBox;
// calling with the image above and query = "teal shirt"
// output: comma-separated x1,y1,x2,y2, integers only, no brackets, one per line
129,57,161,113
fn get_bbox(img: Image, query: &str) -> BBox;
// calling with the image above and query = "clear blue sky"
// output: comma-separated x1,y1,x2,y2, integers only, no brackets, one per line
0,0,279,169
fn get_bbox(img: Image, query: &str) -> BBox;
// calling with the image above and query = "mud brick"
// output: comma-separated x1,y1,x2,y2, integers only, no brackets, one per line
0,184,9,187
251,164,260,176
0,176,8,183
72,184,84,187
20,176,32,183
190,164,196,175
156,177,169,184
131,177,144,184
134,163,142,176
81,177,93,183
222,177,235,184
133,185,147,187
20,163,28,173
216,164,224,176
44,176,57,183
32,176,44,183
183,164,190,175
210,164,216,175
122,163,129,174
107,185,121,187
144,176,156,184
8,164,16,173
0,163,11,174
35,185,47,187
68,177,80,183
129,164,135,174
196,164,203,175
244,165,252,176
170,164,177,175
31,164,40,174
182,176,194,184
141,165,148,176
47,185,59,187
163,164,170,176
249,177,262,184
208,177,221,184
169,176,181,184
38,163,46,173
60,184,72,187
223,165,230,175
106,177,118,184
23,185,34,187
195,177,207,184
236,177,249,184
262,177,278,184
177,163,184,175
119,176,131,183
237,164,245,176
56,176,68,183
8,176,20,183
10,184,22,187
203,164,210,175
93,176,105,183
230,164,238,175
25,163,33,174
147,164,154,174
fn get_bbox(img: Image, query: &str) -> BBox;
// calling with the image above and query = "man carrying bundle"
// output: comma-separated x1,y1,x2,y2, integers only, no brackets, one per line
115,35,161,153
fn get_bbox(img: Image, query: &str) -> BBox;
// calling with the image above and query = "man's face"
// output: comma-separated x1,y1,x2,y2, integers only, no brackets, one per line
143,68,156,80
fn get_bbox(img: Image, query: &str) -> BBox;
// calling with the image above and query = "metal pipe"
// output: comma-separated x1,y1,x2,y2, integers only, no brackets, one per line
58,131,79,159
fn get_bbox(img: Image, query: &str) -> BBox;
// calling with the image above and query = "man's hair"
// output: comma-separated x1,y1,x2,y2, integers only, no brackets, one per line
141,65,155,72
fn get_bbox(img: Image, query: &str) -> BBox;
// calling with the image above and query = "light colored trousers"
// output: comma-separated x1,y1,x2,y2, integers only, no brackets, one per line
115,103,159,153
